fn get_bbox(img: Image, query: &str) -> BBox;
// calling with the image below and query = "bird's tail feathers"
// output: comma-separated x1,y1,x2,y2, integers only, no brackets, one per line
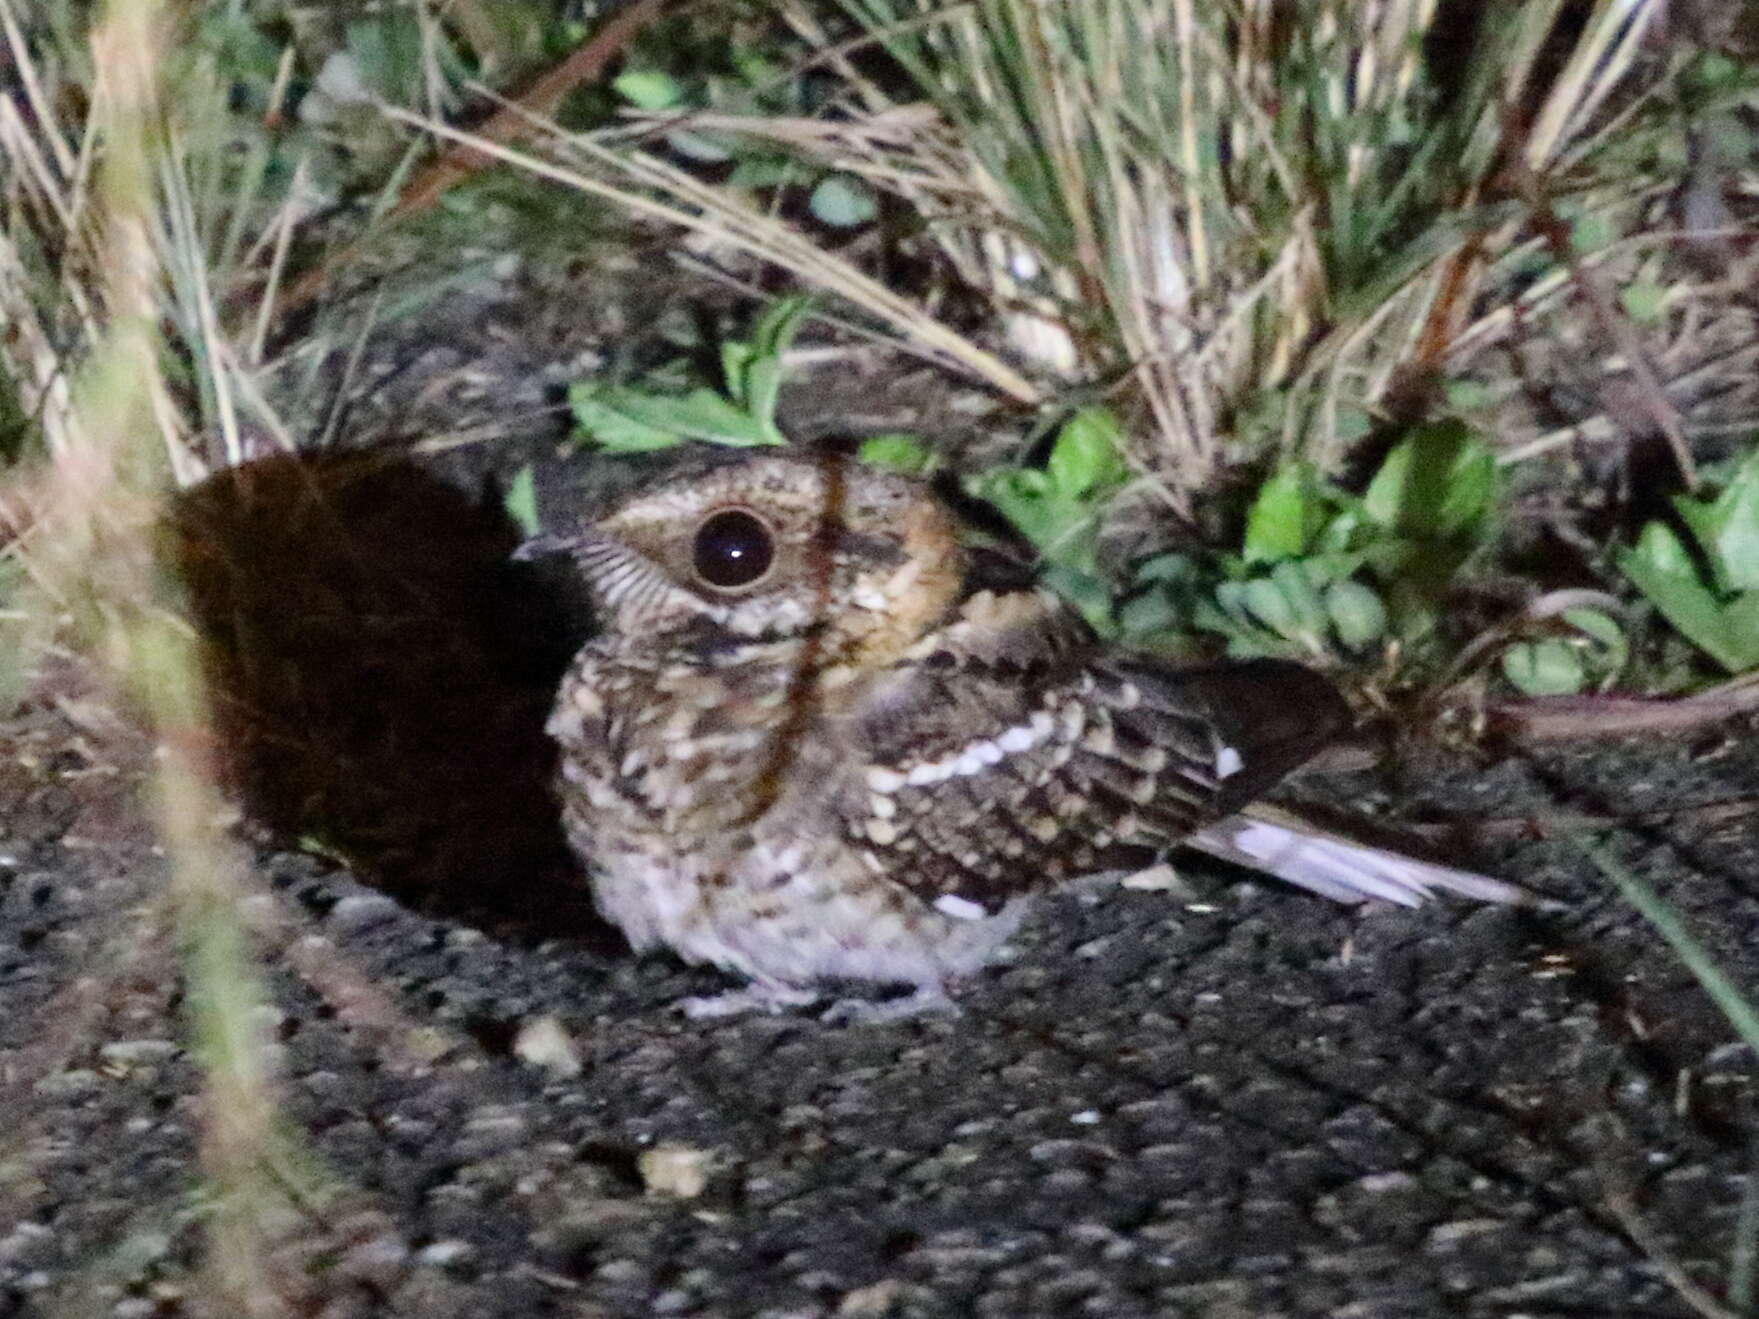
1187,803,1535,908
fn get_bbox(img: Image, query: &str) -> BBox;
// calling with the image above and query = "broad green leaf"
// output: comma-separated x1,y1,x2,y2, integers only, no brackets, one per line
1047,408,1127,498
1720,593,1759,668
644,388,778,446
1117,588,1182,638
1039,563,1116,636
573,384,778,449
1362,420,1496,538
571,385,683,452
721,340,754,406
1240,576,1302,641
1194,593,1286,658
1211,581,1261,633
1561,608,1629,681
1628,519,1699,579
1243,464,1311,563
1326,579,1387,650
1299,548,1376,584
809,174,879,228
1135,552,1198,585
728,158,798,190
859,434,937,475
1332,408,1374,444
1502,640,1587,695
1562,607,1626,652
1708,455,1759,590
346,13,424,104
1570,211,1613,255
1620,280,1668,325
1270,561,1328,641
666,130,734,163
613,69,684,110
502,464,539,537
1619,529,1746,671
972,471,1075,552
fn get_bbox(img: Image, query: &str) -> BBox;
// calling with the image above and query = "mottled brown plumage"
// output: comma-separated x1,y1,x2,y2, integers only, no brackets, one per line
533,450,1523,1020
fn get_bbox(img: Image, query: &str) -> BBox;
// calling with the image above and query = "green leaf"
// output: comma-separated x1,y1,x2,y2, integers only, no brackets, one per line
1443,378,1494,410
502,464,539,537
728,158,798,190
666,130,734,163
1560,608,1629,681
571,384,685,452
1502,640,1587,695
1117,588,1182,638
1135,552,1198,585
613,69,684,110
1570,211,1613,255
1620,280,1668,325
1325,579,1387,650
648,388,779,446
743,355,785,435
752,295,813,360
808,174,879,228
1706,454,1759,591
1618,525,1748,672
346,13,425,104
1628,518,1700,579
1047,408,1127,499
859,434,937,475
571,383,779,451
1362,420,1496,539
1332,408,1374,445
1562,607,1625,652
1243,464,1311,563
1040,562,1116,636
1270,561,1328,643
1240,576,1301,642
1721,592,1759,668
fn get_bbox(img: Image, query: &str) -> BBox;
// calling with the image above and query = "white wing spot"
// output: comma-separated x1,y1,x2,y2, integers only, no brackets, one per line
866,765,906,793
934,894,989,921
1215,745,1244,779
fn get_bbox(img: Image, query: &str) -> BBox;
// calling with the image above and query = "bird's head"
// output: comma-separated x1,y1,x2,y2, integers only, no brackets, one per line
523,450,968,670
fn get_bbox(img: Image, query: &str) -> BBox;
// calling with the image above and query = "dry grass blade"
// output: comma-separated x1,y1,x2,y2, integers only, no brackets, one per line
378,99,1041,402
5,2,309,1312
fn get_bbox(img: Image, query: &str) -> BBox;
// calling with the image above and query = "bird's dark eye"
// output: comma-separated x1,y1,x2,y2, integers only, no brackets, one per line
691,508,775,589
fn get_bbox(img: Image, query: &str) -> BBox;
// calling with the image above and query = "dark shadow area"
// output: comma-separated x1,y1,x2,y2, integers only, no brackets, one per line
164,451,612,939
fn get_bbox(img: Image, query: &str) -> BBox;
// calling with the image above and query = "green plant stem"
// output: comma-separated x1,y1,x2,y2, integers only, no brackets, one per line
1575,835,1759,1054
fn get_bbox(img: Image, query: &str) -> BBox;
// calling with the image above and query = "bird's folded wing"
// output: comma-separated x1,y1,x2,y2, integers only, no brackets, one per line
848,587,1362,917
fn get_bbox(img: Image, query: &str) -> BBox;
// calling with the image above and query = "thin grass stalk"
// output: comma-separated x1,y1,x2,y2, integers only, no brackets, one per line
35,3,290,1311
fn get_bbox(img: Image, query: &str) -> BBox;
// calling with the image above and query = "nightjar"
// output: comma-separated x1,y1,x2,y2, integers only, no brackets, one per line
528,449,1525,1021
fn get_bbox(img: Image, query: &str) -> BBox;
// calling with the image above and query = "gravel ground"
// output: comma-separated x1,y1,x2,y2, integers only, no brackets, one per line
5,270,1757,1318
3,679,1758,1318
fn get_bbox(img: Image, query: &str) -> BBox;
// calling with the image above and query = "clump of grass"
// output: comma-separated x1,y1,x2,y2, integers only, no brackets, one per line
705,0,1680,496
